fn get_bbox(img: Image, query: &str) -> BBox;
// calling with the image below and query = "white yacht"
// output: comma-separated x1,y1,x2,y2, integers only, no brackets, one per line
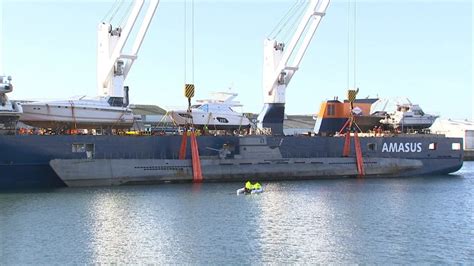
0,75,23,130
19,95,134,129
372,98,438,131
169,92,251,131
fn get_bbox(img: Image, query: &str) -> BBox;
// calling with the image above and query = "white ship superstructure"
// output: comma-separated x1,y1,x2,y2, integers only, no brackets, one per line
0,75,22,130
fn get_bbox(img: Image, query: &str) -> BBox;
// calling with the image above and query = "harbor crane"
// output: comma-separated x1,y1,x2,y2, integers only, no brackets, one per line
97,0,160,104
18,0,160,131
257,0,330,135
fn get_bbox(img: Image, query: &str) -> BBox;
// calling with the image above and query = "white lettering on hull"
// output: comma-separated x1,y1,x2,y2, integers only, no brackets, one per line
382,142,422,153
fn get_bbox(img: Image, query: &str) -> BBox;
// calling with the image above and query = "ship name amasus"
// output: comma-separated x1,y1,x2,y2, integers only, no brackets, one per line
382,142,423,153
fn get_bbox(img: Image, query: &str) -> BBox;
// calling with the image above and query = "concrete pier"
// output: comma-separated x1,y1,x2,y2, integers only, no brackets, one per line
465,150,474,161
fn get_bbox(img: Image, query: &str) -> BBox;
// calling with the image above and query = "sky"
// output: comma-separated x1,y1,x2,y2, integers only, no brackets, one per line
0,0,472,120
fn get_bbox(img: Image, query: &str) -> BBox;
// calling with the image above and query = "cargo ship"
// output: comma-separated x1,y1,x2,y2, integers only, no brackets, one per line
0,133,463,188
0,0,463,189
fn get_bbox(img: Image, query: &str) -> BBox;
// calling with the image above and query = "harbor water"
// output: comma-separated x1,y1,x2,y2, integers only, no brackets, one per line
1,163,473,264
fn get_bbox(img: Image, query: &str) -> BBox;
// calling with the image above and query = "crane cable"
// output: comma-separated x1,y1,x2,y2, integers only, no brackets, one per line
118,0,135,29
353,0,357,91
268,0,302,39
347,0,357,91
184,0,187,84
280,1,308,46
192,0,195,84
102,0,119,22
183,0,196,127
184,0,195,85
109,0,126,23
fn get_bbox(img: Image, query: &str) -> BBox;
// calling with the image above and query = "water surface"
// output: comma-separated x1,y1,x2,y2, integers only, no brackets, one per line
1,162,473,264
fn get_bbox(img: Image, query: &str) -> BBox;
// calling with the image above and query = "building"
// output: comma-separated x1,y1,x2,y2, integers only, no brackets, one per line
430,119,474,160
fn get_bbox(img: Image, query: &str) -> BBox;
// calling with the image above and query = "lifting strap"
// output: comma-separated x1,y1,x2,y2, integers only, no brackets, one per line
190,130,202,182
178,129,203,182
343,132,351,157
340,117,365,177
353,131,365,177
179,130,187,160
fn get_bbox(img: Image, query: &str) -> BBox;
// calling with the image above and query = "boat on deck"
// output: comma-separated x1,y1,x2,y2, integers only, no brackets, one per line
168,91,251,131
19,95,135,130
374,98,438,132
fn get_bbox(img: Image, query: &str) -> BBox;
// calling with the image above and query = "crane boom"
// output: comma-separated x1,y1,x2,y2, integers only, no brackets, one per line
123,0,159,78
97,0,160,98
257,0,330,135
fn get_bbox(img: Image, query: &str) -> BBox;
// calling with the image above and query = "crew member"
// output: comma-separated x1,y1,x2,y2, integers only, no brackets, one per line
254,182,262,190
245,181,252,193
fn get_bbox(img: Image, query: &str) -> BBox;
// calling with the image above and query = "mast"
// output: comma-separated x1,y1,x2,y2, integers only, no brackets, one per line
257,0,330,135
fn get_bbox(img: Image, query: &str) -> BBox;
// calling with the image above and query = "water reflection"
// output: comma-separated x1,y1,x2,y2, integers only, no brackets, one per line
257,182,326,262
86,186,209,264
84,184,268,264
0,164,473,264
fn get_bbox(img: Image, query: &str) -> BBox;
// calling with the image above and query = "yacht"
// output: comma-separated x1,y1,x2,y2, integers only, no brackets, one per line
373,98,438,132
0,75,23,131
169,91,251,131
19,95,134,129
